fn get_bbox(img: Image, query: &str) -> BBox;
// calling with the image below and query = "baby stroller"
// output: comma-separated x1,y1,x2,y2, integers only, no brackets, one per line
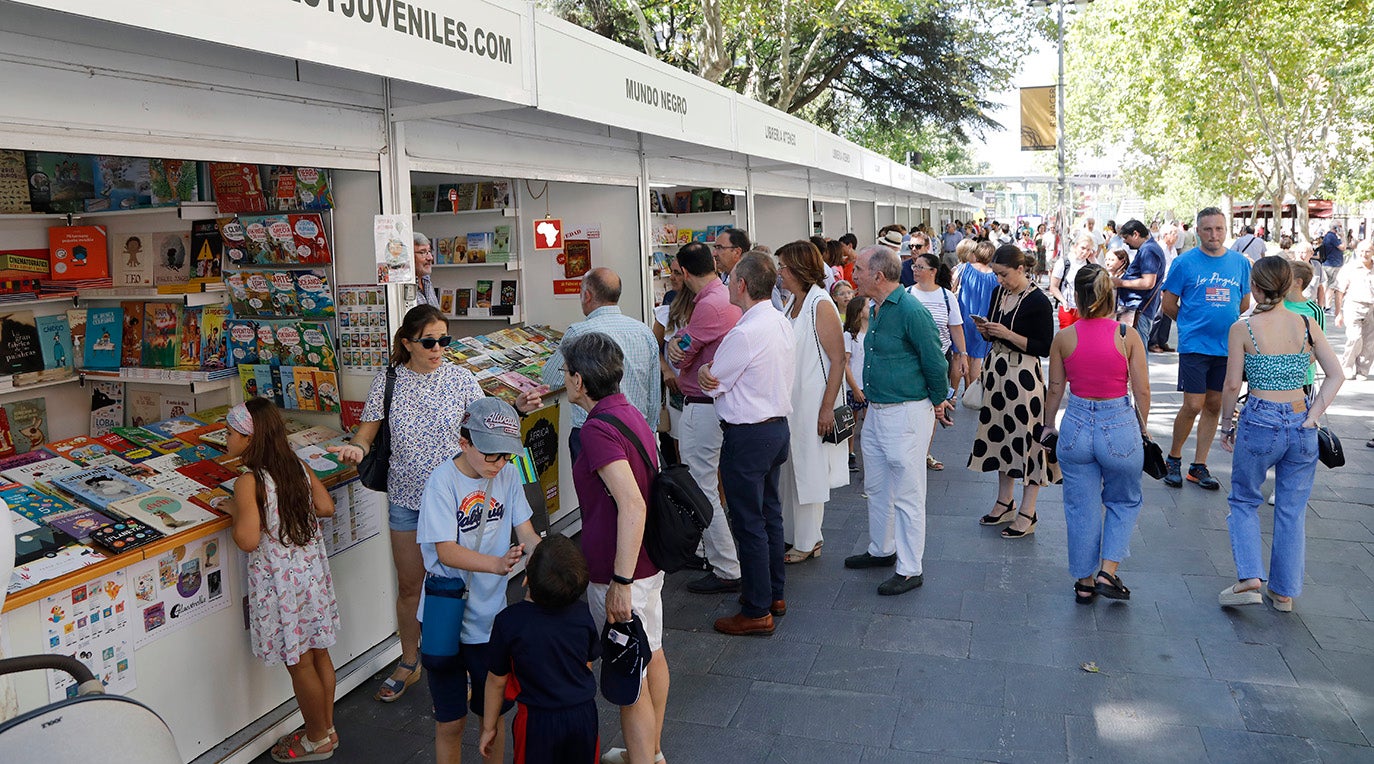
0,654,181,762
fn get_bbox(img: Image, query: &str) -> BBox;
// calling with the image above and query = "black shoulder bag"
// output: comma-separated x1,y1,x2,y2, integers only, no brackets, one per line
357,365,396,492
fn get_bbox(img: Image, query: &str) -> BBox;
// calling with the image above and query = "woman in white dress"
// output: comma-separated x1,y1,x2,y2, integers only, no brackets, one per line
777,240,849,563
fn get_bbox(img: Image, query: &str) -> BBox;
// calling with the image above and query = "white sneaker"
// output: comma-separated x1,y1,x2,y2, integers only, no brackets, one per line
601,749,665,764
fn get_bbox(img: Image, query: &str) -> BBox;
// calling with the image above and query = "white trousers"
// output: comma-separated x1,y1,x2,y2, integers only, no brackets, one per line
862,399,935,577
680,401,741,579
780,458,824,553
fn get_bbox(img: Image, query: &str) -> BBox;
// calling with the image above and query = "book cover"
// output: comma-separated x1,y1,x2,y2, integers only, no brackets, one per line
564,239,591,278
293,167,333,210
138,470,207,501
44,435,111,466
267,271,299,316
466,232,492,264
218,216,251,266
87,453,157,480
478,377,521,406
299,322,337,370
26,153,95,213
141,416,202,439
254,364,279,406
198,428,229,449
456,183,477,212
673,191,691,213
294,367,318,411
3,483,81,524
66,308,88,365
0,311,43,375
189,219,223,283
141,303,181,368
275,324,308,367
48,225,109,280
294,444,351,480
456,288,472,315
414,185,438,215
278,365,298,409
110,232,155,286
439,288,455,315
499,279,518,307
265,215,296,264
451,236,468,264
313,369,341,412
0,149,31,213
88,517,164,554
150,231,190,285
149,159,198,206
177,306,203,368
289,214,332,264
173,423,225,447
189,404,230,425
189,486,233,514
0,408,14,458
675,228,694,244
475,280,493,309
3,398,47,454
692,230,709,243
89,381,124,437
208,163,267,214
174,458,239,489
241,272,275,316
690,188,712,213
1,455,75,488
268,165,299,211
293,270,335,318
712,190,736,211
491,180,512,209
126,390,161,428
88,156,152,211
0,448,53,472
92,432,137,452
476,182,496,210
340,400,365,433
109,427,164,449
255,322,281,365
434,183,459,212
226,319,260,366
119,301,144,367
46,506,117,541
241,216,279,265
33,310,72,371
200,305,229,370
108,490,218,535
286,425,343,448
82,308,122,371
239,364,261,400
492,223,512,254
52,466,153,510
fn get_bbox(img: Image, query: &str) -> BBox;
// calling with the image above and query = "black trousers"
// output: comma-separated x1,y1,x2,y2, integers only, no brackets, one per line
1148,313,1173,348
719,418,790,618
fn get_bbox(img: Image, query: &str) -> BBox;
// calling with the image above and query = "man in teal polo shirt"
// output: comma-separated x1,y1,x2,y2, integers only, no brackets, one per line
844,245,954,596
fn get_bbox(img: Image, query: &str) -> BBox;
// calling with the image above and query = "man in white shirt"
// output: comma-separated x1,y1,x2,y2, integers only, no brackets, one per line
699,252,796,636
1232,225,1267,261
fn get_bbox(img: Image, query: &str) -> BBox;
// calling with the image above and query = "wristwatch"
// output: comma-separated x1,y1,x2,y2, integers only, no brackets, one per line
611,574,635,586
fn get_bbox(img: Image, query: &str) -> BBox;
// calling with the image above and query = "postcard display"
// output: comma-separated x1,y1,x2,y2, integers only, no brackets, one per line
411,177,522,321
648,186,744,306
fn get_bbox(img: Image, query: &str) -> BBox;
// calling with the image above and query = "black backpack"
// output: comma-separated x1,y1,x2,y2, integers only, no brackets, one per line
590,413,714,574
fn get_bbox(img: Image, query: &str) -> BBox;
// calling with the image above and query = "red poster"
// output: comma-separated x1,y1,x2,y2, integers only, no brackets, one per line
532,218,563,250
552,279,582,297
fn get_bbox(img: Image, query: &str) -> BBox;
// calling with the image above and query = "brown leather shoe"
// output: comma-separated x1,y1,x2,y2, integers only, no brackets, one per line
714,612,775,636
770,600,787,617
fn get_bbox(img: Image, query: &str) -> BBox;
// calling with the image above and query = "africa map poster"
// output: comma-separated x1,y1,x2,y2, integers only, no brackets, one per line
42,570,136,702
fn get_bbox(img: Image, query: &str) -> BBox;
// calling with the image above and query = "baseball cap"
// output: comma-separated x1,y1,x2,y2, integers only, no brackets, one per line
600,614,650,706
462,397,524,455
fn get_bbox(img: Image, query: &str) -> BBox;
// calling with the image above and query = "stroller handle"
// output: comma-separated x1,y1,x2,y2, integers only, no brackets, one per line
0,655,105,695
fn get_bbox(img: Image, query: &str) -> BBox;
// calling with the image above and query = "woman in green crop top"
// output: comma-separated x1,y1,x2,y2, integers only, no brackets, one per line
1217,257,1343,613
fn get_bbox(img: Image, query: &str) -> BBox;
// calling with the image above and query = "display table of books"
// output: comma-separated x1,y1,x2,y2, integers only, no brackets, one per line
3,405,359,611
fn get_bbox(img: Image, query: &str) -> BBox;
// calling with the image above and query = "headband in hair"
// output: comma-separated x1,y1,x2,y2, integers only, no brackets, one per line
226,403,254,436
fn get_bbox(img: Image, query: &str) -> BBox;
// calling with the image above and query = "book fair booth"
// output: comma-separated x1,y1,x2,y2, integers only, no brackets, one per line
0,1,978,761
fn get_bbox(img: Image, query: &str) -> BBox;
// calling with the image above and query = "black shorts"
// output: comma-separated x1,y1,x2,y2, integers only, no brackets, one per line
422,641,514,723
512,700,599,764
1177,353,1228,394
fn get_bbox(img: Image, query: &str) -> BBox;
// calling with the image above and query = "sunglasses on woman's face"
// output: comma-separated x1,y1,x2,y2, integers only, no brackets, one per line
410,335,453,349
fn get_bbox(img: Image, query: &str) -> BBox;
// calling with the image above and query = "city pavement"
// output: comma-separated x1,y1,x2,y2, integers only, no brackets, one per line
257,331,1374,763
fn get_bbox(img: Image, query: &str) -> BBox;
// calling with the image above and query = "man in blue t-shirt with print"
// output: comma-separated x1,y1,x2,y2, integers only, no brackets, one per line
1160,207,1252,491
1115,220,1167,347
1318,223,1345,309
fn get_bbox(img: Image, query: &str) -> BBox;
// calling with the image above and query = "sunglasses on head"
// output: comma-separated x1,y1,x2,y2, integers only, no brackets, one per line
410,335,453,349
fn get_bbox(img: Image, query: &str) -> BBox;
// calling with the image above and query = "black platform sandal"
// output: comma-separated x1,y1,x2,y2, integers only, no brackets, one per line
1094,570,1131,600
1000,512,1037,539
980,499,1016,525
1074,582,1098,605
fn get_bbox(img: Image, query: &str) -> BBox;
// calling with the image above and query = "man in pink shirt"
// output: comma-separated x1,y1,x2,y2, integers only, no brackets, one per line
699,252,796,635
665,241,744,593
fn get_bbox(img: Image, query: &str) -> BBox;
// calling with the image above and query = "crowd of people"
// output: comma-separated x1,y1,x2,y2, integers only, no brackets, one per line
223,207,1366,764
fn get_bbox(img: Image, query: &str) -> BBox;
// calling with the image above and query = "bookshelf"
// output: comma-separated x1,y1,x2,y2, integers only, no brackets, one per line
411,175,522,321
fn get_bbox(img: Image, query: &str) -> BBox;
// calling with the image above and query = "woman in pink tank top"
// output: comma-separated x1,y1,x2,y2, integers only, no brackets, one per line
1043,264,1153,604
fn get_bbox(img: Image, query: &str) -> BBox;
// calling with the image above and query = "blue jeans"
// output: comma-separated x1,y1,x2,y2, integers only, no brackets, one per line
1227,397,1319,597
1057,396,1144,579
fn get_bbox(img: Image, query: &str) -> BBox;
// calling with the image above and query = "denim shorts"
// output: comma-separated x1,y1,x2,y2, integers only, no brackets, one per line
1177,353,1228,394
388,502,419,532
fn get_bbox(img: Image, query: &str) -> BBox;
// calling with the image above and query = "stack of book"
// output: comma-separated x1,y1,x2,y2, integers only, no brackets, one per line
441,325,565,405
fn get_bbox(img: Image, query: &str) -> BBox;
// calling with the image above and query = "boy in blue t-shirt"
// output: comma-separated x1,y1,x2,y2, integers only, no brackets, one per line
416,397,540,764
480,535,601,764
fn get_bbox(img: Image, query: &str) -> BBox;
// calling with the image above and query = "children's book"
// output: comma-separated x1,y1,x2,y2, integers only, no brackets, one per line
89,381,124,437
141,416,203,439
201,305,229,369
289,214,332,264
120,301,144,367
292,167,333,210
45,506,117,541
127,390,161,428
0,408,15,458
286,425,344,448
0,310,44,374
467,232,492,264
0,483,80,523
177,306,203,368
268,271,298,316
175,458,240,489
88,517,164,554
51,466,153,510
149,159,198,206
294,368,318,411
87,156,151,211
86,453,157,480
3,398,48,453
226,319,260,366
84,307,123,370
43,435,111,466
48,224,110,280
294,270,335,318
109,490,218,536
26,153,95,213
110,426,165,449
0,149,31,213
189,218,223,283
112,232,155,286
239,272,275,316
275,324,308,367
189,405,230,425
65,308,87,364
150,231,191,285
160,395,193,421
218,216,250,266
189,486,233,514
314,369,340,413
174,423,226,448
439,289,455,315
208,163,267,214
298,322,337,370
239,365,262,400
456,288,472,316
141,470,208,500
279,365,298,409
255,364,279,406
0,449,53,472
141,303,181,368
293,444,350,480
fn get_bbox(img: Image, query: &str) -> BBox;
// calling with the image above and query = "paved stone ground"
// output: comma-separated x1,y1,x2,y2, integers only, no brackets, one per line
257,330,1374,763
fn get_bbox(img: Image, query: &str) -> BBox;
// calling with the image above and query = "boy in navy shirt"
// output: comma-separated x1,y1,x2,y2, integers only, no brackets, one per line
480,535,601,764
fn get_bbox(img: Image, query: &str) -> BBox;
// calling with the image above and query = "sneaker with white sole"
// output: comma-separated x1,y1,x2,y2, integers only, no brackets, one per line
602,748,665,764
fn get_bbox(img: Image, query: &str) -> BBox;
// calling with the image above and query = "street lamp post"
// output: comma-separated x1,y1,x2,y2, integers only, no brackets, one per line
1031,0,1088,264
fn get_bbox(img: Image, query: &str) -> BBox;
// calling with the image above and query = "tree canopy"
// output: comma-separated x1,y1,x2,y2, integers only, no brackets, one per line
541,0,1034,166
1064,0,1374,233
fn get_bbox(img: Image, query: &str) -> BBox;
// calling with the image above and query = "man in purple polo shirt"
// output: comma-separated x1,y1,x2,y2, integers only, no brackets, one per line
665,241,744,594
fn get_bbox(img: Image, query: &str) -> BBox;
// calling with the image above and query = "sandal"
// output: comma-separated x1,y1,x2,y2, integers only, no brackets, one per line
271,733,336,762
374,659,421,703
275,728,337,758
927,455,944,471
979,499,1016,526
1074,582,1098,605
1265,587,1294,612
1000,512,1037,539
784,543,822,564
1094,570,1130,600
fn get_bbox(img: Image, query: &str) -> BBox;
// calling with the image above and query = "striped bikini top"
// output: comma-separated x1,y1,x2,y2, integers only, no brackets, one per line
1243,316,1312,391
